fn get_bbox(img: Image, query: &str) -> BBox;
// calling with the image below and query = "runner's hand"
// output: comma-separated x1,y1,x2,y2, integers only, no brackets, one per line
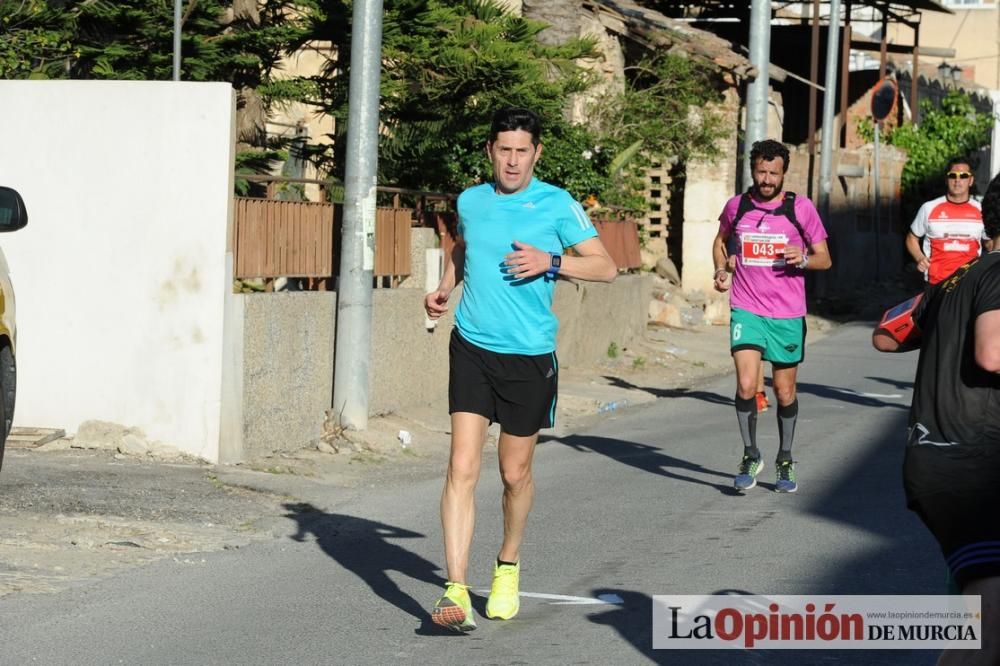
784,245,807,267
505,241,547,279
713,269,731,292
917,257,930,273
425,289,450,319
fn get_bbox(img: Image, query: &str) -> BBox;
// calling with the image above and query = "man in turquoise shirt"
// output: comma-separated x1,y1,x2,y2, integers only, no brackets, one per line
424,107,617,631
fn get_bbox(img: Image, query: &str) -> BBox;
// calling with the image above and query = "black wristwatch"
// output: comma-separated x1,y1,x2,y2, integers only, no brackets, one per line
546,253,562,277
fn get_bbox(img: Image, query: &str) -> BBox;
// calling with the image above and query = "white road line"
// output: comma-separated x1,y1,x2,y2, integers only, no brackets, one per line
829,388,904,399
475,590,624,605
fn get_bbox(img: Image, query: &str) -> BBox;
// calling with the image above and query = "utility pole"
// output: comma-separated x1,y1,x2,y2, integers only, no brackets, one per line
173,0,182,81
332,0,384,431
744,0,772,190
818,0,843,222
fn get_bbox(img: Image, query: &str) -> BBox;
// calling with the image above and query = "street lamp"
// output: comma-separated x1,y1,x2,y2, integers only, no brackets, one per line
950,64,964,85
938,61,951,84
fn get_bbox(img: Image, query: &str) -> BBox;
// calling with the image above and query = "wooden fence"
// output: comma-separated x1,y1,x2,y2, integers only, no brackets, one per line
232,198,412,283
593,218,642,271
233,198,641,288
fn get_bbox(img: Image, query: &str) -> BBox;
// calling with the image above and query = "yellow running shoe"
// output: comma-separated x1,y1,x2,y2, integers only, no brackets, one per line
431,581,477,632
485,561,520,620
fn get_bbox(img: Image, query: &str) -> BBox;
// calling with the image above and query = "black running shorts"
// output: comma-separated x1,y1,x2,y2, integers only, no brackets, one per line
448,329,558,437
903,444,1000,589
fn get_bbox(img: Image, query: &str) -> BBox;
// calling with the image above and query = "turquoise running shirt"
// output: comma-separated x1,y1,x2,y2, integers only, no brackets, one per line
455,178,598,355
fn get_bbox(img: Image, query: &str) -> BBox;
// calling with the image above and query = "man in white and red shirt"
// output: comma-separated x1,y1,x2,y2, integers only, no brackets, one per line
907,158,986,285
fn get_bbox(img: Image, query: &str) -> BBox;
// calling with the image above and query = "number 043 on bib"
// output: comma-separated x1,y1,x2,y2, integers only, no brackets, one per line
741,232,788,266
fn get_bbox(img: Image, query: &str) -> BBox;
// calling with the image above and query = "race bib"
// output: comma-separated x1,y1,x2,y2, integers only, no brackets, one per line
741,232,788,266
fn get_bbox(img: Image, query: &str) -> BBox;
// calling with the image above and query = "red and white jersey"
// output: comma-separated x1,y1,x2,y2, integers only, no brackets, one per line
910,196,984,284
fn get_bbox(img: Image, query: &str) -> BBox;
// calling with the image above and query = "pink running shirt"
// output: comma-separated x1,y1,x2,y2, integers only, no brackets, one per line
718,192,828,318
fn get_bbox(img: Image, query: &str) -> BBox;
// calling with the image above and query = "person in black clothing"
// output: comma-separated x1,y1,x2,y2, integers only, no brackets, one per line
873,173,1000,665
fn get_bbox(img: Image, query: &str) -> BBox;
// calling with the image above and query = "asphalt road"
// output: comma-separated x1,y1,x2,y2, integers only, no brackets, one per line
0,322,945,665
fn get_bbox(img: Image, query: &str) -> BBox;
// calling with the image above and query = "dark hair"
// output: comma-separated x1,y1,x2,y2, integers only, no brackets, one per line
489,107,542,146
749,139,791,173
982,172,1000,240
946,156,973,173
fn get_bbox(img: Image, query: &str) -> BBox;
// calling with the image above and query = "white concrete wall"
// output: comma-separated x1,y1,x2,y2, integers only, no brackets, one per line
0,81,235,461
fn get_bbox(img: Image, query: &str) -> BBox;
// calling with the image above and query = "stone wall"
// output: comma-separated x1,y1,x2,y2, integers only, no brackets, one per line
233,268,651,461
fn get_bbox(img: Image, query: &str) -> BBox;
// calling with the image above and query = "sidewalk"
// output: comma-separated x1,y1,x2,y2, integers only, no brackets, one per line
0,316,835,598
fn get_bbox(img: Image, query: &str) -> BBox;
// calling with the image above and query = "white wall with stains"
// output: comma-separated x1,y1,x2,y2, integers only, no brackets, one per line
0,80,235,461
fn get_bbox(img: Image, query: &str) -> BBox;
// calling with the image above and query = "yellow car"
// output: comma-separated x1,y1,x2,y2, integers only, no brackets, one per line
0,186,28,471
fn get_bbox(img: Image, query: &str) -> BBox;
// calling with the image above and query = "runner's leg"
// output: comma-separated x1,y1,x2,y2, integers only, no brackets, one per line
441,412,489,584
772,364,799,407
496,430,538,564
486,430,536,620
734,349,762,459
772,365,799,461
755,361,769,412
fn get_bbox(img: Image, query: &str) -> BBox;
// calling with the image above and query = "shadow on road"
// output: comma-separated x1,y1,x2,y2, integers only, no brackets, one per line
795,381,909,409
600,375,907,411
586,589,664,664
601,376,734,406
555,434,738,494
282,503,454,633
865,375,914,391
580,357,939,664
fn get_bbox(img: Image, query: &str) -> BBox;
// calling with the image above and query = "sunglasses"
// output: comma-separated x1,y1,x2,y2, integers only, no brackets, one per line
947,171,972,180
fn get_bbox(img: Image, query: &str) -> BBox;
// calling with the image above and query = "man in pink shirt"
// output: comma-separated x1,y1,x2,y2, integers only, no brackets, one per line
712,140,832,493
906,158,986,285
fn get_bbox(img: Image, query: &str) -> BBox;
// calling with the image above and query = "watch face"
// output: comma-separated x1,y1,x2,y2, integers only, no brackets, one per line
551,255,562,269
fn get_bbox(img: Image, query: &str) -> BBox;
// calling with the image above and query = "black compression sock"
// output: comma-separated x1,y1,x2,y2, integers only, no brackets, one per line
735,394,760,459
777,399,799,463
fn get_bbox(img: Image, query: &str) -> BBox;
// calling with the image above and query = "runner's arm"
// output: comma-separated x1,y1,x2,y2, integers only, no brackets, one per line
872,328,918,353
711,230,732,291
872,291,926,353
425,238,465,319
906,232,930,272
560,236,617,282
974,310,1000,371
785,239,832,270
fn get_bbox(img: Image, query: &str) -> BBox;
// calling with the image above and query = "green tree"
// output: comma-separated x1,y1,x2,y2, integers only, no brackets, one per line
305,0,603,198
587,51,729,172
860,91,994,218
0,0,75,78
69,0,313,85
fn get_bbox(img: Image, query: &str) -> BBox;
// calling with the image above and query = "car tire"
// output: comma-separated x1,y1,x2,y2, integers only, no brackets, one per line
0,345,12,472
